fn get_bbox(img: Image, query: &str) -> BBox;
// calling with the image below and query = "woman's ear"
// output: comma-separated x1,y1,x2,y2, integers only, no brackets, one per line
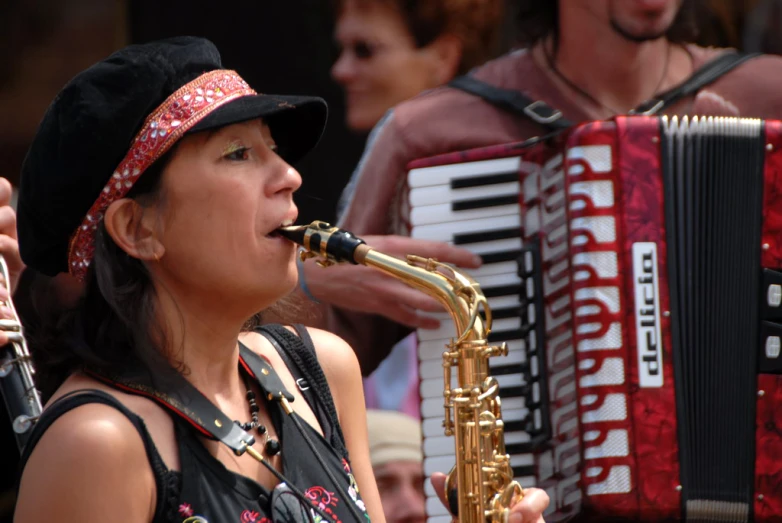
103,198,164,262
425,33,463,85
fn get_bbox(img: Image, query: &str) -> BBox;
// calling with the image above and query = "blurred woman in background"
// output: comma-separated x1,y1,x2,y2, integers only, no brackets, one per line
331,0,507,133
317,0,507,418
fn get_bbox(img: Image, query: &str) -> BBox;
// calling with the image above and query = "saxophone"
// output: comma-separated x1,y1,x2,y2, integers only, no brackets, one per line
0,255,42,452
278,221,524,523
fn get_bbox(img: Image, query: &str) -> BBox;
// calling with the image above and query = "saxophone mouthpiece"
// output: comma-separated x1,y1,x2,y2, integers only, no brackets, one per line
276,220,367,265
276,224,308,245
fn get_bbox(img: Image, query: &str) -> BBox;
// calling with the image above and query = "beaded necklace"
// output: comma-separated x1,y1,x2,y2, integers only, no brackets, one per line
234,372,281,457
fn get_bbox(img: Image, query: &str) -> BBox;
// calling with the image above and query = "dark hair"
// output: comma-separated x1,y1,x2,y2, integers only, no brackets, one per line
514,0,699,47
334,0,505,75
30,153,174,402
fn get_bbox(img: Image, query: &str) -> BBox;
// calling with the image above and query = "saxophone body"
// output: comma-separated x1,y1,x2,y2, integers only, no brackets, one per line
279,221,524,523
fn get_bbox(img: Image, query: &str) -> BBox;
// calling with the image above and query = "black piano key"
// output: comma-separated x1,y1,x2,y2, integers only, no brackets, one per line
450,172,518,189
488,329,525,343
452,194,519,212
497,384,528,398
504,419,527,432
483,284,521,298
453,227,520,245
489,363,528,376
481,250,522,265
490,306,522,320
510,463,537,478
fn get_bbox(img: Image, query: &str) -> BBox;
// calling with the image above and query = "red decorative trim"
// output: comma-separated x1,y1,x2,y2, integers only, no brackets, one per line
67,69,256,280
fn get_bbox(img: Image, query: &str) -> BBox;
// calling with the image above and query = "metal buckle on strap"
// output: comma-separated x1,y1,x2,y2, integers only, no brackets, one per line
523,100,564,125
630,99,665,116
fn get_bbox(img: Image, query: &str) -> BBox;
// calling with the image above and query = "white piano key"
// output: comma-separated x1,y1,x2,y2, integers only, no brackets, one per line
424,435,455,457
419,315,522,342
411,214,521,240
424,455,456,477
418,311,452,324
408,157,522,188
463,237,523,254
424,294,522,321
518,476,539,489
411,202,521,227
487,294,522,311
420,371,527,399
426,497,451,517
495,396,526,411
418,333,526,361
422,397,447,418
475,271,522,289
510,453,535,468
418,341,450,362
504,430,532,445
468,260,520,280
419,346,527,379
420,359,455,380
409,181,521,207
425,478,436,497
421,393,529,420
499,408,529,424
490,348,527,368
423,417,449,438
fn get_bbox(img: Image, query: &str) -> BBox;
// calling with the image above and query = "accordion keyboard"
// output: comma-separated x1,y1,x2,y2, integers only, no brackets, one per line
407,156,538,522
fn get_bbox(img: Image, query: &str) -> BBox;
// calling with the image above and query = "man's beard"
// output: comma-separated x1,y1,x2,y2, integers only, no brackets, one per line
610,18,670,43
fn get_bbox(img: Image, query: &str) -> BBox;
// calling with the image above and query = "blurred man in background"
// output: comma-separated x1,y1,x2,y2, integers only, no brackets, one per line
367,409,427,523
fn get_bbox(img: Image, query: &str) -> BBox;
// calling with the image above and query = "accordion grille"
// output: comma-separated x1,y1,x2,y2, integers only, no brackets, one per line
661,116,765,521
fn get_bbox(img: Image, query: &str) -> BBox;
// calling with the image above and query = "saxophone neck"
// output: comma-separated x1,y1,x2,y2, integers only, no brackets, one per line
276,220,489,340
362,250,487,342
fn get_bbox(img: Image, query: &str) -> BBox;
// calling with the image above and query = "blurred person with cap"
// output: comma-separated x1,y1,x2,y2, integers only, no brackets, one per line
9,35,550,523
366,410,426,523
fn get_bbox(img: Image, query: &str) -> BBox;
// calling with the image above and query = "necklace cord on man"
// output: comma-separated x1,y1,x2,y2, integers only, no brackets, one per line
542,39,671,115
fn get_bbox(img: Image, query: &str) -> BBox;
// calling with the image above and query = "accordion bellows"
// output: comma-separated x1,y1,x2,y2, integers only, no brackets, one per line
404,115,782,523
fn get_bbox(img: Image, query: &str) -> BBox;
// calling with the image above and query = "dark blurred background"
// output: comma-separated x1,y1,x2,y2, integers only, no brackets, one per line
0,0,774,519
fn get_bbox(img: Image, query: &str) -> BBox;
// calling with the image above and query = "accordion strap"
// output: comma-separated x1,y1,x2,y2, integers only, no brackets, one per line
631,50,760,115
449,50,760,128
448,75,574,131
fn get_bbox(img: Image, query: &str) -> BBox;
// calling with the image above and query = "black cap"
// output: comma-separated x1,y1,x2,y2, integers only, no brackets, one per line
18,36,328,277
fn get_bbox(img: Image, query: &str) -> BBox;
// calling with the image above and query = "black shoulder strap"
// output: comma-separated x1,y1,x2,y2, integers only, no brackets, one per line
631,51,761,115
449,51,760,126
448,75,574,131
255,324,349,461
19,390,152,471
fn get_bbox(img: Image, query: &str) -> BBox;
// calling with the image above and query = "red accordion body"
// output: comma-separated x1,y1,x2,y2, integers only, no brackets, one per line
405,115,782,522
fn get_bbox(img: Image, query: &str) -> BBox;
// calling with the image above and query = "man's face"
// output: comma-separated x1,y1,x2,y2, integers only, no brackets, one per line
374,461,426,523
569,0,684,42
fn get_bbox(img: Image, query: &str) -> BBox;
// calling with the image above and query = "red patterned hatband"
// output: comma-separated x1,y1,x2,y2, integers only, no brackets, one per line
67,69,256,280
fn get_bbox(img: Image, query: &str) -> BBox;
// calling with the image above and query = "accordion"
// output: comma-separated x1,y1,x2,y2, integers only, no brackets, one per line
403,115,782,522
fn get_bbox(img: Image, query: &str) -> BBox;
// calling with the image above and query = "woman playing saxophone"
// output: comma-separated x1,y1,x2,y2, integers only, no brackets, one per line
8,36,549,523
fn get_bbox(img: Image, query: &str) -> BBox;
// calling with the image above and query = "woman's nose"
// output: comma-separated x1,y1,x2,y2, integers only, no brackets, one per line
331,51,357,85
269,159,302,195
283,164,302,193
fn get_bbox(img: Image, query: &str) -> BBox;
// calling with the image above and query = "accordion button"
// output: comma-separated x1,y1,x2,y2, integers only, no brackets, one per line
766,336,781,359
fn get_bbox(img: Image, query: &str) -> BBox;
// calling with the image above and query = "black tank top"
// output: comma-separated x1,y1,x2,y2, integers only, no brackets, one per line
18,325,370,523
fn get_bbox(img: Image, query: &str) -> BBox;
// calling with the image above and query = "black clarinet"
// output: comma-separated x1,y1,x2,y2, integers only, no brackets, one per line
0,257,42,453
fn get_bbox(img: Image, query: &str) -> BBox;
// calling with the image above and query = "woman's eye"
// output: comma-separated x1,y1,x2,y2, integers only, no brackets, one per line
224,147,251,161
354,41,375,59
